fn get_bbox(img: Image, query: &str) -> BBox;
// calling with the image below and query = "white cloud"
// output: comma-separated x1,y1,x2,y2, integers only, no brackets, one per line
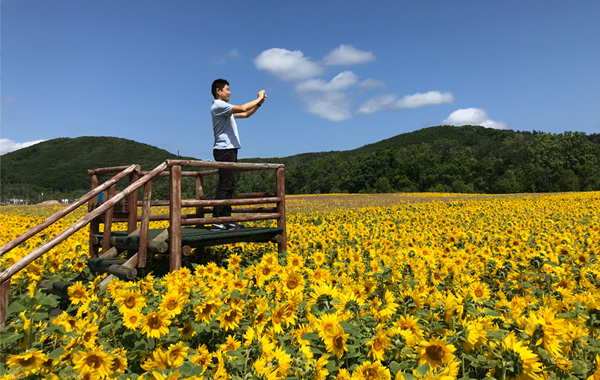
357,94,398,114
358,91,454,114
296,71,358,92
0,139,46,155
322,45,375,65
358,78,386,89
304,92,353,122
227,49,240,58
443,108,508,129
254,48,323,81
397,91,455,108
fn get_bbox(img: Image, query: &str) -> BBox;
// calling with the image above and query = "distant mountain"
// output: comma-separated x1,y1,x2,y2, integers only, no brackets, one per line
2,126,599,202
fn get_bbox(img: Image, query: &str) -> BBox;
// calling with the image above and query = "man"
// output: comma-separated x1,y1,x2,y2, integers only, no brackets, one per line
210,78,267,230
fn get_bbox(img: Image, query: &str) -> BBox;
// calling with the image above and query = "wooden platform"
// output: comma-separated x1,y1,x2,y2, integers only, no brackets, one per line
97,226,284,251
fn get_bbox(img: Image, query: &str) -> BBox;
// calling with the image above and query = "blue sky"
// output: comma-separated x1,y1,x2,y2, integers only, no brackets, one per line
2,0,599,160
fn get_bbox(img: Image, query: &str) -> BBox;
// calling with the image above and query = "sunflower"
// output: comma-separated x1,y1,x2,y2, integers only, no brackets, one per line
307,282,340,312
141,310,172,339
315,354,330,380
351,360,391,380
72,346,113,378
325,323,350,359
115,288,146,314
195,298,221,323
110,348,128,373
417,336,456,368
6,350,47,376
178,322,196,340
221,334,242,353
499,332,543,380
469,282,491,301
525,306,566,357
218,306,242,331
160,291,185,318
166,341,188,367
190,344,212,372
122,308,143,330
336,368,351,380
376,290,399,321
317,313,341,340
67,281,89,305
366,328,390,362
272,346,293,378
281,271,306,294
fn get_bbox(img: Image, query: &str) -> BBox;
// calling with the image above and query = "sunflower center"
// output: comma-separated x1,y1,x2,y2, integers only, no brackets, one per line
373,338,384,351
19,356,37,367
85,354,102,369
287,278,298,289
334,335,344,349
125,297,136,308
425,344,444,362
148,316,162,329
167,300,177,310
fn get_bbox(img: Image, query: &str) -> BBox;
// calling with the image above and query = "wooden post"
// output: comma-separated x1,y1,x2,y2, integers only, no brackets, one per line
102,185,116,253
89,174,100,258
138,181,152,268
0,280,9,327
276,167,287,253
195,175,205,221
169,165,182,271
127,171,139,234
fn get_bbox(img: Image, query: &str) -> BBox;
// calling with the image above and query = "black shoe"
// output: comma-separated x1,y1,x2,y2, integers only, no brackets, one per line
211,223,228,231
227,222,245,230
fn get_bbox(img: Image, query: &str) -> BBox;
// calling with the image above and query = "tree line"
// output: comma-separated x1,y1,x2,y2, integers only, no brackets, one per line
2,127,599,204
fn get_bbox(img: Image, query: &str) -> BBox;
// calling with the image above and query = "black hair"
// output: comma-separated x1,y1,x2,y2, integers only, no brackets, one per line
211,79,229,99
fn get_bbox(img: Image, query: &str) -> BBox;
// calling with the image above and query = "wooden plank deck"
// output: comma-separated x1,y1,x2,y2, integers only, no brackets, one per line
99,226,284,251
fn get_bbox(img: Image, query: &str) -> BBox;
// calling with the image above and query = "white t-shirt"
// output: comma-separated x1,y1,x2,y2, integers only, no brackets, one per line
211,99,241,150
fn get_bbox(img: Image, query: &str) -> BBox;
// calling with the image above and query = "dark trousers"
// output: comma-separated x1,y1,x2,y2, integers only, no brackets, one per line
213,148,238,217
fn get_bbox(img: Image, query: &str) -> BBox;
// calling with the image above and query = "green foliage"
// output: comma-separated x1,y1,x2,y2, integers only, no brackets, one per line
2,127,600,203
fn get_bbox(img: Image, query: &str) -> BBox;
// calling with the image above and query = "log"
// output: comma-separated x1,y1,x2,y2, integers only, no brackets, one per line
98,253,139,292
87,258,128,272
181,197,281,208
182,245,192,256
166,159,283,171
138,180,152,268
107,265,137,280
99,246,119,258
87,165,138,176
181,213,280,226
276,167,287,253
169,165,182,271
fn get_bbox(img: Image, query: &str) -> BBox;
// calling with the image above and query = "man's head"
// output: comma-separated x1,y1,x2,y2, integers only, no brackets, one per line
212,79,230,101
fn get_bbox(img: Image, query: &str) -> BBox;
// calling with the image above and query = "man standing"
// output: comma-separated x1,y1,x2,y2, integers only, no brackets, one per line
210,79,267,230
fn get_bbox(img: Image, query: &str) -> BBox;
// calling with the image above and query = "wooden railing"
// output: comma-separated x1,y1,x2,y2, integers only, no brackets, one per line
0,159,285,327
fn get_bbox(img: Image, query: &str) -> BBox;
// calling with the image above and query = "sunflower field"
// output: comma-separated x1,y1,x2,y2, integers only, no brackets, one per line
1,192,600,380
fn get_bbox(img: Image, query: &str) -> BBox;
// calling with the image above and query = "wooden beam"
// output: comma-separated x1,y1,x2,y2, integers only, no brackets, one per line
166,159,283,171
0,281,9,327
276,167,287,253
138,181,152,268
169,165,182,272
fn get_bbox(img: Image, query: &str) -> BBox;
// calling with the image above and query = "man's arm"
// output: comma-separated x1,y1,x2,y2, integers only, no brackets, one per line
231,90,266,118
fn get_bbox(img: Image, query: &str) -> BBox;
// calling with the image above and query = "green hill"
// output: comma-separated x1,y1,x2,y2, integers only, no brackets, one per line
2,126,600,203
0,136,190,202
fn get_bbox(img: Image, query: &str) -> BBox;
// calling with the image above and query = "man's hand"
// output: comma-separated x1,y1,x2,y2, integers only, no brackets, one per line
257,90,267,103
